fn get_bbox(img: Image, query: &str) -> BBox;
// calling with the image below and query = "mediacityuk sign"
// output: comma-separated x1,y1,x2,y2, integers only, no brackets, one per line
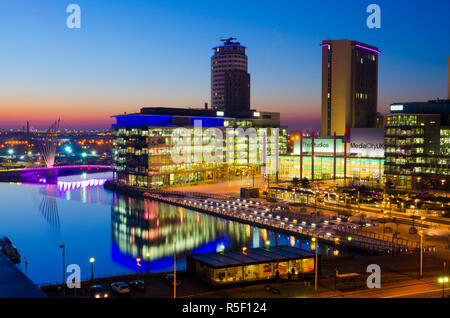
350,128,384,158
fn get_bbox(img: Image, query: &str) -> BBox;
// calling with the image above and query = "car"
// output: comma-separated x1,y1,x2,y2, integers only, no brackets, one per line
110,282,130,294
165,274,181,287
89,285,108,298
128,280,146,292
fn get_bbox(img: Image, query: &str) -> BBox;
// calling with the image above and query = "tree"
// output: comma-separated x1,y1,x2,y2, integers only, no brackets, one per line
292,177,300,187
301,177,309,188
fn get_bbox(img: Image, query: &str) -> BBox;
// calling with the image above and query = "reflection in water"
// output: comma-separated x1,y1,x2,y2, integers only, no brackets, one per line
32,174,112,229
111,194,329,273
38,196,60,229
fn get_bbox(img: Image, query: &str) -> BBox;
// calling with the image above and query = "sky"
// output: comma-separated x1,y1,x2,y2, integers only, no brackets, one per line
0,0,449,130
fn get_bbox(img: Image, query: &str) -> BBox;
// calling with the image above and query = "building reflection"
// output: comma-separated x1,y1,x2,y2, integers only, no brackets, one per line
110,194,326,272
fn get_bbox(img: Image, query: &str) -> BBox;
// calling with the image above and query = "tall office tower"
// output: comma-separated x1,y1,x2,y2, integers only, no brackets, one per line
223,70,250,112
321,39,379,136
447,56,450,100
211,37,250,111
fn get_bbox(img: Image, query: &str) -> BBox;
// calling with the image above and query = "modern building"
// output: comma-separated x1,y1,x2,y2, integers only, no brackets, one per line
111,107,287,189
384,100,450,189
447,56,450,100
321,39,379,136
279,128,385,184
211,38,250,111
186,245,317,285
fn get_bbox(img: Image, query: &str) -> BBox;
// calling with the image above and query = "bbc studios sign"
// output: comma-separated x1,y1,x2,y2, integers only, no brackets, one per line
293,129,384,158
350,128,384,158
293,137,343,154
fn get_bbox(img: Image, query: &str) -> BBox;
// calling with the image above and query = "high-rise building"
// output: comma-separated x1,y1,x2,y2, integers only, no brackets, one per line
223,71,250,112
321,39,379,136
211,38,250,111
447,56,450,100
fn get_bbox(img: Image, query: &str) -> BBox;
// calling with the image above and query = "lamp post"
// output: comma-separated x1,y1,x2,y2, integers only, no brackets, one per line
146,252,150,272
419,230,423,279
438,276,449,298
173,241,177,299
89,257,95,280
312,237,318,291
242,247,247,282
136,258,141,273
265,240,270,251
59,244,66,297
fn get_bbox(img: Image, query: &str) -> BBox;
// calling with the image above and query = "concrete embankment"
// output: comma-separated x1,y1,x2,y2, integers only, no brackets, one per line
0,252,46,298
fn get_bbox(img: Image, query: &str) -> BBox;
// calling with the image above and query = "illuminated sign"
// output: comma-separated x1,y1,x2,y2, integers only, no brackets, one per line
293,137,343,154
390,104,403,111
253,112,260,117
350,128,384,158
216,111,224,117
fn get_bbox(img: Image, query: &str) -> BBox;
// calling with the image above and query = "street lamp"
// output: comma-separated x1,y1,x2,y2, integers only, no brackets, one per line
89,257,95,280
59,244,66,297
333,237,340,256
419,230,423,279
438,276,449,298
242,247,247,281
136,258,141,273
146,252,150,272
265,240,270,251
312,237,318,291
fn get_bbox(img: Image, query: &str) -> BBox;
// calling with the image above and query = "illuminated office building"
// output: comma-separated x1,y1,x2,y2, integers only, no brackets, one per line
384,100,450,189
112,107,287,189
278,129,385,183
321,39,379,136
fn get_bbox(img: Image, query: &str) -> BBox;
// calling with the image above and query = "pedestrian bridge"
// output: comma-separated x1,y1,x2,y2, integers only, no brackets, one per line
0,165,113,184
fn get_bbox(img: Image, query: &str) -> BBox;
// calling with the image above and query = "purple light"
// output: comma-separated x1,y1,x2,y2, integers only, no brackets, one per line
20,165,113,172
57,178,109,192
354,44,380,54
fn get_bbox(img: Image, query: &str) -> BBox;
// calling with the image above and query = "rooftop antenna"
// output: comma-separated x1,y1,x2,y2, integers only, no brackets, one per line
221,37,239,45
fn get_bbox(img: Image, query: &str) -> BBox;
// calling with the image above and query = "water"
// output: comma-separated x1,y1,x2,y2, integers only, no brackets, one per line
0,172,326,285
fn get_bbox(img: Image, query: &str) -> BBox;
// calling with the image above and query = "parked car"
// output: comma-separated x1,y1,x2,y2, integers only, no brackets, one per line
110,282,130,294
165,274,181,287
128,280,146,292
89,285,108,298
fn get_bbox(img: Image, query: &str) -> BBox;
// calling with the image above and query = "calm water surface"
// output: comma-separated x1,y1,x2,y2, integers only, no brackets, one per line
0,172,324,284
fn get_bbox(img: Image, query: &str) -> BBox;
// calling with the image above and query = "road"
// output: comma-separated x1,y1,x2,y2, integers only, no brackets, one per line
315,277,450,298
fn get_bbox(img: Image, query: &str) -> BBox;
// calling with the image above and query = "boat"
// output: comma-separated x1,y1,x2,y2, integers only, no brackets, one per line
0,236,21,264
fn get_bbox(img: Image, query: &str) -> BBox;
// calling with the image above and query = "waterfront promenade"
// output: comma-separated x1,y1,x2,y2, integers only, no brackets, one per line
104,180,431,255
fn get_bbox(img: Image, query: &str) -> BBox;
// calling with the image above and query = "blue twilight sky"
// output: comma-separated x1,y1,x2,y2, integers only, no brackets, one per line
0,0,449,130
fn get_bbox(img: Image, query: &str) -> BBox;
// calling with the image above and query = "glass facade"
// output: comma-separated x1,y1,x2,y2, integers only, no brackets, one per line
187,246,316,285
112,114,287,189
384,113,450,189
279,154,384,182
